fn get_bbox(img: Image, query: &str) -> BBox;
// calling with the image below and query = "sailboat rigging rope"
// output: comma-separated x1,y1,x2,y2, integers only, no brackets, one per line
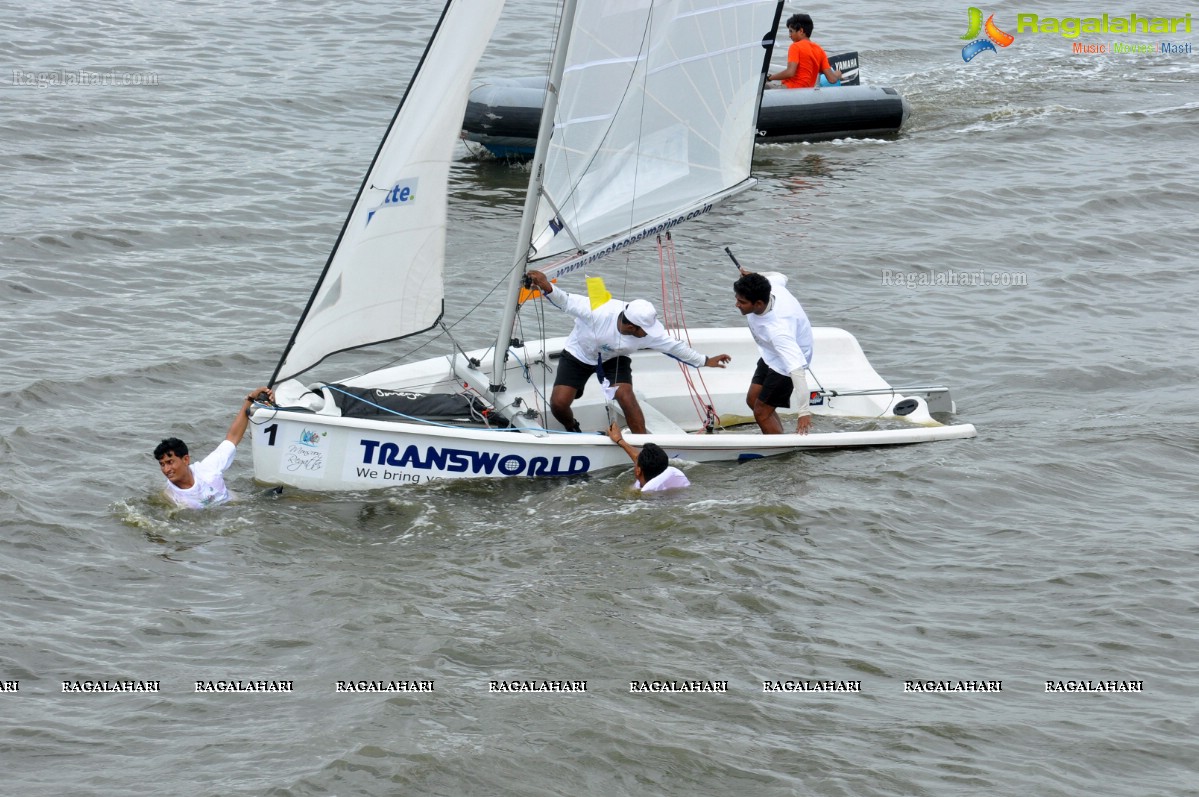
657,232,721,432
439,321,477,364
540,6,650,266
512,293,553,424
342,247,521,380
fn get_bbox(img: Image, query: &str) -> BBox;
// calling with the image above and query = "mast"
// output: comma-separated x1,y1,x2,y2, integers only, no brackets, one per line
488,0,580,393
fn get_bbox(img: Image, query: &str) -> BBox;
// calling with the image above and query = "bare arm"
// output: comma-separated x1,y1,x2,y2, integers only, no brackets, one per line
768,63,797,82
225,386,274,446
607,422,639,464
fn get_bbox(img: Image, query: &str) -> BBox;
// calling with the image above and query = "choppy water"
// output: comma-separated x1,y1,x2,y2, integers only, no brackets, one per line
3,1,1198,795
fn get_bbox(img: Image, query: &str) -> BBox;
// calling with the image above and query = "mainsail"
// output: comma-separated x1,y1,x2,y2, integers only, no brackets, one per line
272,0,506,384
529,0,780,272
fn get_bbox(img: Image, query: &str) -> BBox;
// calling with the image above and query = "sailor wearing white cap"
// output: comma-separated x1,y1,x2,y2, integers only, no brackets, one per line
526,270,731,434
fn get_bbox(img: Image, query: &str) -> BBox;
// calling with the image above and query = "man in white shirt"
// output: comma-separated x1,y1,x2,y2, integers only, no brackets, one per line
733,270,814,435
527,270,730,433
154,386,274,508
607,422,691,492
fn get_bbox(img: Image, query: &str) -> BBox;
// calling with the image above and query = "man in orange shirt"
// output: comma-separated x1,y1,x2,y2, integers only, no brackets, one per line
765,14,842,89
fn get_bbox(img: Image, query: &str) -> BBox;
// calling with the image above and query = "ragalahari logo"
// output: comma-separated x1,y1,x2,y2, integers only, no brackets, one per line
961,7,1016,61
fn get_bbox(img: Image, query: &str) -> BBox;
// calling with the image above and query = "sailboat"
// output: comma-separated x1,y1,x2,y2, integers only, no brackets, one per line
250,0,976,491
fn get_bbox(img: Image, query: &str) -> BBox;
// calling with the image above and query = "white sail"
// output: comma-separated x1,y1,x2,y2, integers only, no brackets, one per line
273,0,506,384
529,0,775,264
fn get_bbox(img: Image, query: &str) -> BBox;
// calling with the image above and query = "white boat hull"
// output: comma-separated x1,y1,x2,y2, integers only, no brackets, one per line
250,327,976,491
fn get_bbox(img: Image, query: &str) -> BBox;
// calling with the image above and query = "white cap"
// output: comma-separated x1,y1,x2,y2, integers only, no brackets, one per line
623,300,664,336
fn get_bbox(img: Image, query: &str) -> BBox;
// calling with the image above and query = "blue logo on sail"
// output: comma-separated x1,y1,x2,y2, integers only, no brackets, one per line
365,178,419,226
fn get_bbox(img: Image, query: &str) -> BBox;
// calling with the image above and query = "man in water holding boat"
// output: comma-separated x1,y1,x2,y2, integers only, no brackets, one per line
607,422,691,492
733,270,814,435
765,13,842,89
526,270,731,434
153,387,274,508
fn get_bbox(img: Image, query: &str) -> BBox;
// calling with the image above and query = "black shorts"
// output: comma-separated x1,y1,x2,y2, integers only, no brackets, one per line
751,358,793,408
554,351,633,396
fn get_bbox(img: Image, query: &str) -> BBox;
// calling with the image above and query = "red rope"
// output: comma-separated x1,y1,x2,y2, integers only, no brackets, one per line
657,233,721,432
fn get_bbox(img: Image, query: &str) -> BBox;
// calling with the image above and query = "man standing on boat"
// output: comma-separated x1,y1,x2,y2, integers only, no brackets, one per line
733,270,814,435
526,270,731,434
765,13,842,89
153,387,274,508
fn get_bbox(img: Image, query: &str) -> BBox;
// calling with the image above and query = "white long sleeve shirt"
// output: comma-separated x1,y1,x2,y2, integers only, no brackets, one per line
544,288,707,368
745,272,814,376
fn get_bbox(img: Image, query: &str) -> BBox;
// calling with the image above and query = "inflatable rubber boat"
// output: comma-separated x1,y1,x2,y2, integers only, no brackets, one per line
462,63,909,159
